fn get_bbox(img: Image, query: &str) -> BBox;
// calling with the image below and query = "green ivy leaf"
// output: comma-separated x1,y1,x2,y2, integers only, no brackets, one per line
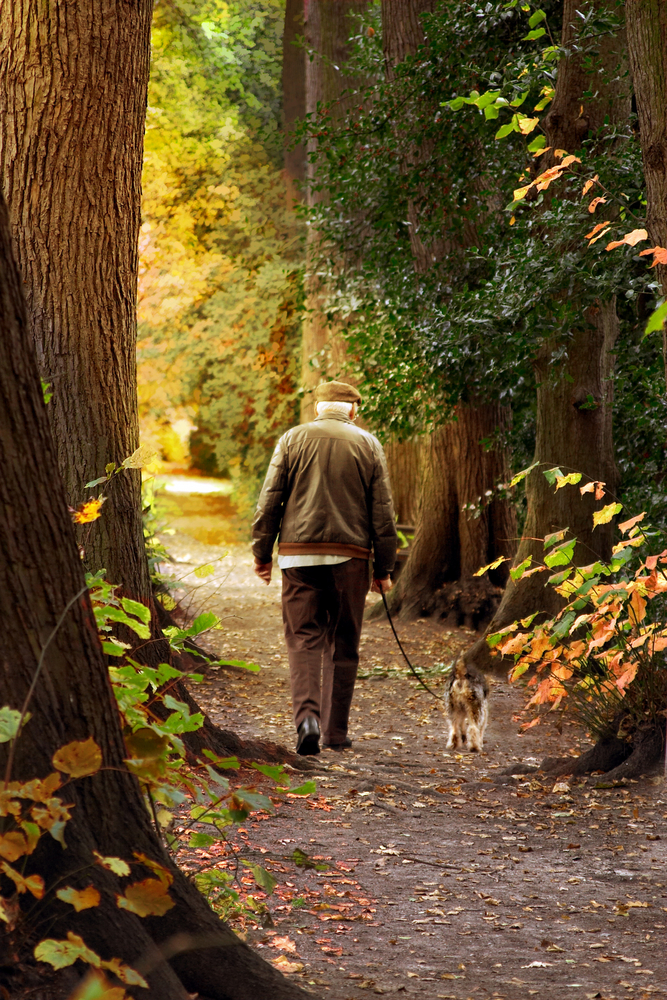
528,8,546,27
523,26,546,40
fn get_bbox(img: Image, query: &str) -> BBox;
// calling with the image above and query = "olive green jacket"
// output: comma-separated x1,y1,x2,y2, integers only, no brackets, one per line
251,414,397,577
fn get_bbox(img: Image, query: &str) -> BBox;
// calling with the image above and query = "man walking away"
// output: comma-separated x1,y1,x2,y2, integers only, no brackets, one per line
252,380,398,756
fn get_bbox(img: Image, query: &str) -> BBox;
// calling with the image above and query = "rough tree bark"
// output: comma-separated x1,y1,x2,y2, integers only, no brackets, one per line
385,406,516,627
300,0,371,422
0,0,312,771
377,0,516,625
0,193,310,1000
626,0,667,391
283,0,306,207
464,0,630,672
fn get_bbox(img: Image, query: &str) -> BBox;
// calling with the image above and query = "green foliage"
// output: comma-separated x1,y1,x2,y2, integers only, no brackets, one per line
293,0,664,533
487,484,667,740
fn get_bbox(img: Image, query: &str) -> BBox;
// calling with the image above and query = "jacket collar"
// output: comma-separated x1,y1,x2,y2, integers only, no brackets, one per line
314,413,352,424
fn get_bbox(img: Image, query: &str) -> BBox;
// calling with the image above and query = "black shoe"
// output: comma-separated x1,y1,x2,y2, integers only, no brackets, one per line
296,716,320,756
322,738,352,751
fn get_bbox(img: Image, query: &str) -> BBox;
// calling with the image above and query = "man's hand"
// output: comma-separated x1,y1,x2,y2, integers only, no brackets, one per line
254,558,272,585
371,576,393,595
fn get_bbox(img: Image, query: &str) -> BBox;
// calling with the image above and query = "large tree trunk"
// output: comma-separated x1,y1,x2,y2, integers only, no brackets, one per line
0,193,310,1000
283,0,306,207
0,0,153,599
376,0,516,624
0,0,312,771
385,404,516,628
300,0,371,422
626,0,667,390
466,0,629,671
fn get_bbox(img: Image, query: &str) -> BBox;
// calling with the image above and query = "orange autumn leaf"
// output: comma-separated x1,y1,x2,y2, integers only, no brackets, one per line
71,497,106,524
53,738,102,778
560,154,581,168
1,861,44,898
0,831,30,862
588,196,607,213
618,512,645,535
605,228,648,251
585,221,611,243
56,885,101,912
116,878,174,917
582,174,598,196
629,589,647,623
638,245,667,267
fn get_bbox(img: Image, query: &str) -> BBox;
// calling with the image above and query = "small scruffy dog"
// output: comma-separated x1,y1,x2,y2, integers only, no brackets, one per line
445,658,489,752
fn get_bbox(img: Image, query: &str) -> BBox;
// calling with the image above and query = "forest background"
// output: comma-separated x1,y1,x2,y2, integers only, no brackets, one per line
139,0,665,553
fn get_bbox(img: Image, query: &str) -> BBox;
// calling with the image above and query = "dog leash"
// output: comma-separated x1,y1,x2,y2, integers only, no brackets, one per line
380,590,444,701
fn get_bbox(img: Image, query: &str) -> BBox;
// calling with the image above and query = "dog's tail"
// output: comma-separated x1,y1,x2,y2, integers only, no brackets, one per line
453,657,467,680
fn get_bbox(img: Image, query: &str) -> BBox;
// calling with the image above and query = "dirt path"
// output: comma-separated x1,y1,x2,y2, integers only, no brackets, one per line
159,522,667,1000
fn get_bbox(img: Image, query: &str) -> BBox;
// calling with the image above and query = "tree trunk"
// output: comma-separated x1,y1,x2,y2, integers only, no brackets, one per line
384,437,427,525
0,193,310,999
465,0,629,671
0,0,153,599
626,0,667,391
283,0,306,207
384,404,516,629
0,0,311,772
376,0,516,625
300,0,371,422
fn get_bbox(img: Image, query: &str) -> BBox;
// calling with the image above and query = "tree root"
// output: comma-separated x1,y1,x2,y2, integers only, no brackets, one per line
539,724,665,782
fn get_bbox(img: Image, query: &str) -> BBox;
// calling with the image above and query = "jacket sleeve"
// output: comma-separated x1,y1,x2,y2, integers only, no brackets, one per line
370,441,398,577
251,435,289,563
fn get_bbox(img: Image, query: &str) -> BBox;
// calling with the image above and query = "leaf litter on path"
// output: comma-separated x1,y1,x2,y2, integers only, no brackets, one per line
160,537,667,999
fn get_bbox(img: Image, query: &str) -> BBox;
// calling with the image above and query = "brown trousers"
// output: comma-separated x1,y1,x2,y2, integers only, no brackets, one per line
281,559,369,744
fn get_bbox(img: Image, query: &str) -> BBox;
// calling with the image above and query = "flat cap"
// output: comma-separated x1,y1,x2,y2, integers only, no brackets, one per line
313,380,362,404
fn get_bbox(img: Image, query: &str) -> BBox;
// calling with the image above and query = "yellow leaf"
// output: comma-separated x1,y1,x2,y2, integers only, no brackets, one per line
554,149,568,160
513,185,531,202
30,798,72,845
532,144,551,157
0,831,29,862
56,885,101,912
116,878,174,917
271,955,304,974
69,970,128,1000
71,497,106,524
588,196,607,213
517,116,539,135
473,556,509,577
509,215,516,225
35,931,100,970
593,502,623,529
122,445,157,470
53,738,102,778
582,175,599,196
560,154,581,168
1,861,44,898
193,563,215,578
133,852,173,885
93,851,130,876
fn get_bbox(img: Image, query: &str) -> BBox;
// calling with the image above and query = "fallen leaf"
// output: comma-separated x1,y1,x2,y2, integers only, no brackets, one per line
269,936,297,954
271,955,303,973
